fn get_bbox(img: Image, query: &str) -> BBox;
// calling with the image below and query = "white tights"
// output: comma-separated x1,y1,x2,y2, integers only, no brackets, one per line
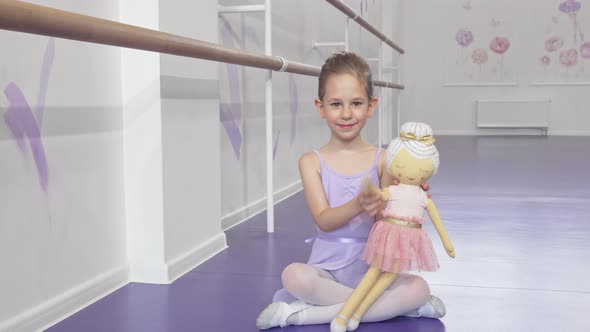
281,262,430,325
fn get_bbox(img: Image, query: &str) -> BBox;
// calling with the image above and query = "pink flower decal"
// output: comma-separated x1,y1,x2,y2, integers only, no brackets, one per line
580,42,590,59
489,37,511,54
544,36,564,52
539,55,551,66
559,48,578,67
472,48,488,64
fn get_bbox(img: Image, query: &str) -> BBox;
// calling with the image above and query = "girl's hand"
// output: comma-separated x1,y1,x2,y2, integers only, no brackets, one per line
393,179,431,198
359,178,382,217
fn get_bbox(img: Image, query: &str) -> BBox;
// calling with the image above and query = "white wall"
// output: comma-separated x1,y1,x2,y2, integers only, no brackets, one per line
1,0,226,330
218,0,398,229
398,0,590,136
0,1,127,331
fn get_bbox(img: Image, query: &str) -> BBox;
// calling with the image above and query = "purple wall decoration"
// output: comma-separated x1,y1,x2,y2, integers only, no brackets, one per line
3,38,54,192
456,29,474,47
220,21,243,160
559,0,584,45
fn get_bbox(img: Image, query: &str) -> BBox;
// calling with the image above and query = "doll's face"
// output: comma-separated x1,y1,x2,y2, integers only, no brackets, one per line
389,148,435,186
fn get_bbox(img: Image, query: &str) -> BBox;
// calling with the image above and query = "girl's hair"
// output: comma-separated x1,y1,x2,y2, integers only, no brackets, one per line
318,52,374,101
386,122,440,174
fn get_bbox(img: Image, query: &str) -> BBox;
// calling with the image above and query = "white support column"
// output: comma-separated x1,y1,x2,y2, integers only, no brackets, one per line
382,65,399,142
264,0,274,233
124,0,226,284
366,55,383,147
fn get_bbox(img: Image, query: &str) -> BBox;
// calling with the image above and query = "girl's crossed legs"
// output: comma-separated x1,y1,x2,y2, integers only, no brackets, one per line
277,262,430,325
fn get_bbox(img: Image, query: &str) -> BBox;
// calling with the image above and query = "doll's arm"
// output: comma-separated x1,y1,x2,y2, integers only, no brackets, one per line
426,199,455,258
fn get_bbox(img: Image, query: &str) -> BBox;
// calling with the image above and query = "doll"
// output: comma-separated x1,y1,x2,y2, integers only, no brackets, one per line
330,122,455,332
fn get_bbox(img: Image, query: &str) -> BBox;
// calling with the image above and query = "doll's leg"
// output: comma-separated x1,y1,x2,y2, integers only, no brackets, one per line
347,271,398,331
330,266,381,332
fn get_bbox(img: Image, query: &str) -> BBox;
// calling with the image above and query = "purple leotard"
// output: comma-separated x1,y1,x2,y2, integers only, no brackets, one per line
273,149,382,303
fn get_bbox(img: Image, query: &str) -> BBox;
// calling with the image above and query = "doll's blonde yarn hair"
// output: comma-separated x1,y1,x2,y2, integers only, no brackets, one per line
386,122,440,174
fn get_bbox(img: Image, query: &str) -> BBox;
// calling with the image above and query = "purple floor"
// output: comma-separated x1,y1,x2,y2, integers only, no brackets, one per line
47,136,590,332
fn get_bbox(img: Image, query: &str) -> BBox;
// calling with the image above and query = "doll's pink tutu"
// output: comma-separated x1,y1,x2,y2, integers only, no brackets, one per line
363,216,439,273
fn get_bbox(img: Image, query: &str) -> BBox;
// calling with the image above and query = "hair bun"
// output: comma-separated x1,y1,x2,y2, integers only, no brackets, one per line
400,122,433,137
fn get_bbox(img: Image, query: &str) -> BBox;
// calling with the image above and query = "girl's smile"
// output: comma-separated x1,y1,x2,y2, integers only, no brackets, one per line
337,123,357,129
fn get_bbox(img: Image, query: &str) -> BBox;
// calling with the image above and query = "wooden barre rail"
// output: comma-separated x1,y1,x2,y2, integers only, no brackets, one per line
0,0,404,90
325,0,404,54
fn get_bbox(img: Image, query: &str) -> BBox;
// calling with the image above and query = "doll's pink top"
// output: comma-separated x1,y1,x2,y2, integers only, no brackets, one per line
381,184,429,223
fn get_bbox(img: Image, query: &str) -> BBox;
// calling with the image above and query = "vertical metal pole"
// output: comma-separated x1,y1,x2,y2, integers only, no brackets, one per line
265,0,274,233
344,17,350,51
396,54,401,137
377,41,382,148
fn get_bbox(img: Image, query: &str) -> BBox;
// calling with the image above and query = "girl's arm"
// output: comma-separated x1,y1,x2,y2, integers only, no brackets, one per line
425,199,456,258
357,151,392,218
299,152,364,232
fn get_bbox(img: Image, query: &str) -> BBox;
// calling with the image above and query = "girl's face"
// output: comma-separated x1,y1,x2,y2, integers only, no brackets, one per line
389,148,435,186
315,73,376,143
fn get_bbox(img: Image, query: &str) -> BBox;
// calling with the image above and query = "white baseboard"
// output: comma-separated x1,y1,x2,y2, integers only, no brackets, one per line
433,130,477,136
221,180,303,231
543,131,590,136
167,232,227,283
436,130,590,136
127,263,170,284
436,130,543,136
2,234,228,331
0,266,129,332
129,232,228,284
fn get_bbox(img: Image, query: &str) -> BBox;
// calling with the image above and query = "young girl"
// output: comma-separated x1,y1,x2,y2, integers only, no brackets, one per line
331,122,455,332
256,52,445,330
